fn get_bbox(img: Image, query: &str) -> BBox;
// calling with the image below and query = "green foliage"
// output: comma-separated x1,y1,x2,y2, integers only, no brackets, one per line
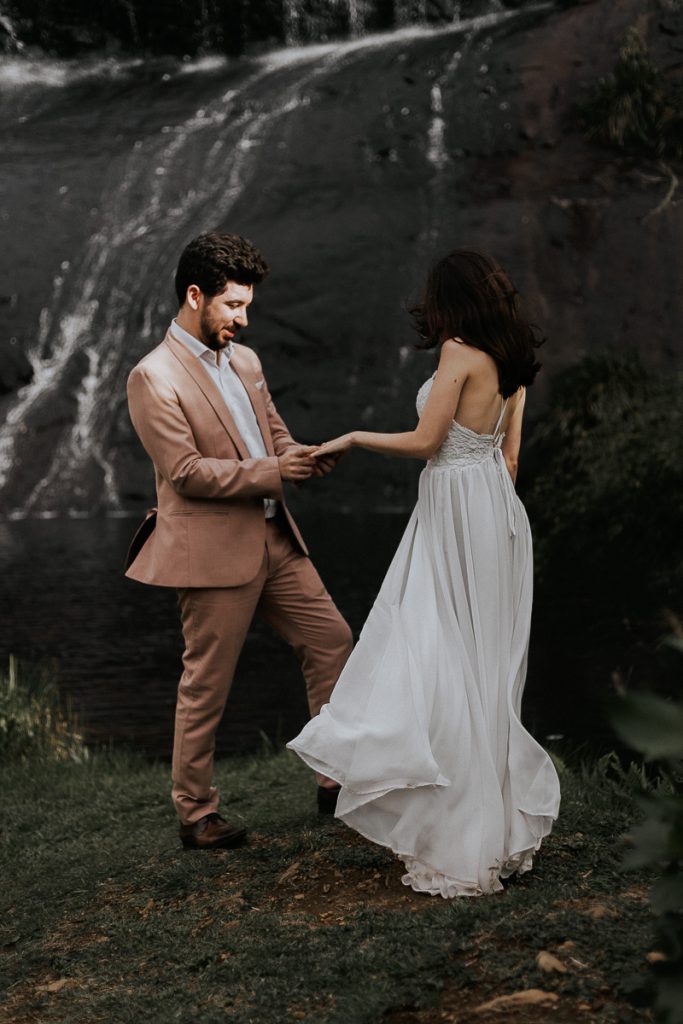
612,692,683,762
0,655,88,763
525,352,683,632
611,676,683,1024
577,29,683,160
521,353,681,742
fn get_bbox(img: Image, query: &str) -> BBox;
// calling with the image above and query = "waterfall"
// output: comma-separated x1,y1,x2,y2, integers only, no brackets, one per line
0,7,21,52
0,64,286,512
282,0,302,46
0,0,502,55
0,41,371,514
347,0,363,37
282,0,369,45
0,5,549,516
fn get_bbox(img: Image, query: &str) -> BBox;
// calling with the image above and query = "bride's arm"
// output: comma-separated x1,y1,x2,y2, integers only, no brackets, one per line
501,388,526,483
320,340,469,460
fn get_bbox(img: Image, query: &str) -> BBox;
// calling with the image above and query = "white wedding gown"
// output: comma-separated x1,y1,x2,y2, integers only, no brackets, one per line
287,375,561,897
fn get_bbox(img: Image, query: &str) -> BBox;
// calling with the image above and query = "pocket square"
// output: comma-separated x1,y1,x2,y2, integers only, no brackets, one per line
255,378,265,390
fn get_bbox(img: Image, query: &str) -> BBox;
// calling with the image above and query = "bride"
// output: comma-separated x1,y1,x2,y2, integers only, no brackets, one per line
287,249,561,898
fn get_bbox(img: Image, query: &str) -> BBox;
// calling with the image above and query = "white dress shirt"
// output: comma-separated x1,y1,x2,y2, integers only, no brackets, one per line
170,319,277,518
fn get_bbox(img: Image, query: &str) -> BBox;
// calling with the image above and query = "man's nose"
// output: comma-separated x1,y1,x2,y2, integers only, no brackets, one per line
234,308,248,327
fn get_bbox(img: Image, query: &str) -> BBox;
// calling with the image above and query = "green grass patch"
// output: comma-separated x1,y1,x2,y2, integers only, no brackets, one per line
0,656,89,765
0,748,657,1023
577,28,683,161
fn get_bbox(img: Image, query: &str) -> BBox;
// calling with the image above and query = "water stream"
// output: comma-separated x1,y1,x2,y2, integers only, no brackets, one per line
0,5,546,516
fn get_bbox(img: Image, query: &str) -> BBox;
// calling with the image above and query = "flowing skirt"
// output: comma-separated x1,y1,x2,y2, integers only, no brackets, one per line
287,459,561,897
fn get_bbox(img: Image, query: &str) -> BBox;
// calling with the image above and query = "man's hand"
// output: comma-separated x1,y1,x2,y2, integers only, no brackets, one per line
278,446,318,482
310,452,343,477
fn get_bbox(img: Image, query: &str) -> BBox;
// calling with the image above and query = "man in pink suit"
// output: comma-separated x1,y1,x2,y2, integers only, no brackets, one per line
125,232,352,849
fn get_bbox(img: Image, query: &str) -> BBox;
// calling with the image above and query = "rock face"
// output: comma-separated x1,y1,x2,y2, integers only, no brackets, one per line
0,0,681,515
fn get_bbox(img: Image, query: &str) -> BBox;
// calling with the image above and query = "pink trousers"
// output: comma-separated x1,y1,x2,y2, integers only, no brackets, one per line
172,516,353,824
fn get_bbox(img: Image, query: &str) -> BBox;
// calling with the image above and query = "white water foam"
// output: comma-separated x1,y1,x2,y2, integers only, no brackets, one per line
261,5,548,71
0,5,548,91
0,55,146,89
426,46,466,171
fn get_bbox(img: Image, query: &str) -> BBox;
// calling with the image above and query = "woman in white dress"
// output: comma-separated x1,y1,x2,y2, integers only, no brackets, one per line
287,250,561,898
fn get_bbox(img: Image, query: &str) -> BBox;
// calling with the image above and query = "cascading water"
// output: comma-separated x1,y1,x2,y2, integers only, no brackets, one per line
281,0,373,44
347,0,362,37
1,55,336,514
0,3,548,517
0,7,21,52
1,0,471,55
282,0,302,46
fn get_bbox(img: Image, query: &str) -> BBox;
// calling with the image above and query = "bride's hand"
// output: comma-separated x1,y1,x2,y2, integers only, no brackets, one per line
314,433,355,457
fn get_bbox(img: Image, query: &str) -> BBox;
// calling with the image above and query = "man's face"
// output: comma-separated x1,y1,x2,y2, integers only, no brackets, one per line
198,280,253,351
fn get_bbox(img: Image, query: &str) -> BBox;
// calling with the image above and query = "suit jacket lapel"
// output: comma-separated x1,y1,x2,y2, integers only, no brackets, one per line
230,350,276,458
164,333,251,460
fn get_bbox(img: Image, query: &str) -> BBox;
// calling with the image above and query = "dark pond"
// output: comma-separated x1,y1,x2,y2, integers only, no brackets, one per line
0,510,588,759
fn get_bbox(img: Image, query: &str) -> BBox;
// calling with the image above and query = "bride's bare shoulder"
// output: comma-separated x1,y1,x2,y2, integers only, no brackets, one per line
439,337,474,360
439,337,487,368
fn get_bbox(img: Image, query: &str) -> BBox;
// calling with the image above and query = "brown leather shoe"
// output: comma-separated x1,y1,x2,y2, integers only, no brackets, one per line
179,812,247,850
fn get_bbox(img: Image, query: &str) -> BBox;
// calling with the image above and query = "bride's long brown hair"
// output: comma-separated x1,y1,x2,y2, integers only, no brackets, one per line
410,250,544,398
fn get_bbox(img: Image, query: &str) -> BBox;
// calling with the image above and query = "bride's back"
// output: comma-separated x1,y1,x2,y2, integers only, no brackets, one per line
411,250,541,435
450,340,518,436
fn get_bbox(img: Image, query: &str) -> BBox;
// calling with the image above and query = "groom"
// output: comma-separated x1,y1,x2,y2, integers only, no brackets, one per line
125,232,353,849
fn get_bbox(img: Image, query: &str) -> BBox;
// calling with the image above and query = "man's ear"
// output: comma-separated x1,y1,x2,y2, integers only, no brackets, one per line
185,284,202,311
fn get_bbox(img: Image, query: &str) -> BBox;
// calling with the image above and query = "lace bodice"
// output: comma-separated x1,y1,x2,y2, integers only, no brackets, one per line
416,375,507,469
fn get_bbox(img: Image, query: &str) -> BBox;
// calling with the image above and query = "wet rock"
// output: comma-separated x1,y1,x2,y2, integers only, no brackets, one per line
0,338,33,395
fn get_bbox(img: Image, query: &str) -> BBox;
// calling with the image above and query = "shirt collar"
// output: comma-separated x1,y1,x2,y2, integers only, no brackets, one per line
170,319,234,365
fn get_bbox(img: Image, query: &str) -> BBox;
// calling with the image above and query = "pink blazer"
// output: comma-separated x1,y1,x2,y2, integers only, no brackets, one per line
125,330,307,588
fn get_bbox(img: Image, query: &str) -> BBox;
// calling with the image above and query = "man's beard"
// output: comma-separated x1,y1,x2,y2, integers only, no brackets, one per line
200,313,238,351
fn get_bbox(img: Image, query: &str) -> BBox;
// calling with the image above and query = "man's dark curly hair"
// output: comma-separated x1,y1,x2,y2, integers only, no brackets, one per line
175,232,269,305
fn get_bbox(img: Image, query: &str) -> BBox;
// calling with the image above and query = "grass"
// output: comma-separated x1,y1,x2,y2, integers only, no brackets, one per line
577,28,683,161
0,656,89,765
0,747,659,1024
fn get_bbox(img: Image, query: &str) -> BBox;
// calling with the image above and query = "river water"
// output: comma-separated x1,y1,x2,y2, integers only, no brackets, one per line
0,508,586,758
0,510,401,756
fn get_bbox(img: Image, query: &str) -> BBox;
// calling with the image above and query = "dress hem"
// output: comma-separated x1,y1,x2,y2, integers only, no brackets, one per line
287,743,557,900
342,811,554,899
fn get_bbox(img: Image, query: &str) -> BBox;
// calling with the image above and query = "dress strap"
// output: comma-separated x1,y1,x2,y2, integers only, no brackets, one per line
493,395,508,438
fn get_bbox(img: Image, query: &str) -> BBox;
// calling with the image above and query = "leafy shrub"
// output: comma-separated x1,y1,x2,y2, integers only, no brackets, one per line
0,656,88,763
577,29,683,160
520,353,682,721
525,353,683,621
611,647,683,1024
